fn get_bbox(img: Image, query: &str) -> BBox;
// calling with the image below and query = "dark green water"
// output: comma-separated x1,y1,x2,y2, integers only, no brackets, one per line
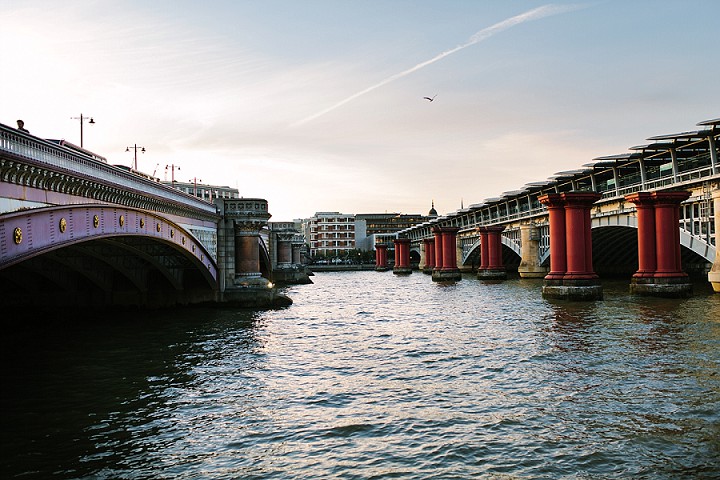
2,272,719,479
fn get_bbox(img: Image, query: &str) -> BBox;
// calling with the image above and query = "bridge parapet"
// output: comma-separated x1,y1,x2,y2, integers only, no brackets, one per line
1,123,216,219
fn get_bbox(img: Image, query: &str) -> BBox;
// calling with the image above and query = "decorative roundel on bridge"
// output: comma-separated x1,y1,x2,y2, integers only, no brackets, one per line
156,223,161,233
13,227,22,245
119,215,125,227
59,218,67,233
93,215,99,228
170,229,174,238
140,218,145,228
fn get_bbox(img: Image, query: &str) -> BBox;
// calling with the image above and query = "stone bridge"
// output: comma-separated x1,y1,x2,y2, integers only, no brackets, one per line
0,123,302,310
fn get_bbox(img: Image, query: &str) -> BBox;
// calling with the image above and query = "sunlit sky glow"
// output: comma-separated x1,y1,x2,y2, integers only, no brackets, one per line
1,0,717,221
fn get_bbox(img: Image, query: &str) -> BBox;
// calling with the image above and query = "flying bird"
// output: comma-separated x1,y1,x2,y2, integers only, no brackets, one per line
423,95,437,102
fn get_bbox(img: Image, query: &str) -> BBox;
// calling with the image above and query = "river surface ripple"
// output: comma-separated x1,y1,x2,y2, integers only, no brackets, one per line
2,271,720,479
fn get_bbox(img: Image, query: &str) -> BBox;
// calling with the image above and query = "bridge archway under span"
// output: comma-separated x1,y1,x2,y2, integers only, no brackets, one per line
531,222,714,277
0,204,218,309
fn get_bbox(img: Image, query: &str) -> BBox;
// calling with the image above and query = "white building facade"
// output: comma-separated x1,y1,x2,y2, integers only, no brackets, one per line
304,212,356,258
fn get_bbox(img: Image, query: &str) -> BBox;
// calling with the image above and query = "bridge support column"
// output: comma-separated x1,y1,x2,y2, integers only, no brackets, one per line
477,226,507,280
234,227,267,287
421,238,435,274
432,226,461,282
393,238,412,275
375,243,389,271
627,191,692,297
272,232,312,285
539,192,602,300
217,198,292,307
276,233,293,268
291,242,302,265
518,223,547,278
710,189,720,292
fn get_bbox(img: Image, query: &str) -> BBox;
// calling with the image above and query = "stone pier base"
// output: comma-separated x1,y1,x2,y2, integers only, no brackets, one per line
273,267,313,285
432,269,462,282
518,267,548,279
220,274,293,307
422,267,433,274
542,278,603,301
630,277,693,298
393,267,412,275
477,269,507,280
710,272,720,293
375,266,389,272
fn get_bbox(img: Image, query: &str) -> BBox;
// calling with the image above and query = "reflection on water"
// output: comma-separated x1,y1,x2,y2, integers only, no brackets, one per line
2,272,719,478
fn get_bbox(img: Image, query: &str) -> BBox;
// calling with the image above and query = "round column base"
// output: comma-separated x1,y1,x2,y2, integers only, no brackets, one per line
375,266,389,272
477,269,507,280
233,274,269,287
630,277,693,298
422,267,434,275
518,271,547,279
432,269,461,282
542,279,603,301
708,271,720,293
393,267,412,275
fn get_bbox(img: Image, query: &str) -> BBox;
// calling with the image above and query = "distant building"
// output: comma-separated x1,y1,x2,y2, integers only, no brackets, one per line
302,203,438,256
163,180,239,202
354,203,439,250
303,212,355,258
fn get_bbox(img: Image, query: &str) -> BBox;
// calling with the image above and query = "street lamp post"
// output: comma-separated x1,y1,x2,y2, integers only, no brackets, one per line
125,144,146,170
166,164,181,187
70,113,95,148
189,177,202,197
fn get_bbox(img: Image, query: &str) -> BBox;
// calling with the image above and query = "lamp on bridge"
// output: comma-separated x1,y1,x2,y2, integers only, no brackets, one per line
189,177,202,197
126,144,146,171
166,164,181,187
70,113,95,148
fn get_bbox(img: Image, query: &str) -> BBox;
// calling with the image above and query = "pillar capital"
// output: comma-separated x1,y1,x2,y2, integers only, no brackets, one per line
561,191,601,206
625,191,654,205
538,193,564,207
476,225,505,233
432,226,460,234
650,190,691,205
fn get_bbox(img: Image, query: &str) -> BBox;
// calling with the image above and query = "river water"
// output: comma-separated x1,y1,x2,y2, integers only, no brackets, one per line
2,271,720,479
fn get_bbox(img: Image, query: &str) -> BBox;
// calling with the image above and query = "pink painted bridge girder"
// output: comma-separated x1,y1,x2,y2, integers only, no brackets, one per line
0,204,217,284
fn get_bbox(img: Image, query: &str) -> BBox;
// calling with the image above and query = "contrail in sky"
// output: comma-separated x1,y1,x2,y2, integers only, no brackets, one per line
292,3,586,127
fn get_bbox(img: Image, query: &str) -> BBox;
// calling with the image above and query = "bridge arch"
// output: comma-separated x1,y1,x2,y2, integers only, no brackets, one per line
536,212,715,275
1,204,218,308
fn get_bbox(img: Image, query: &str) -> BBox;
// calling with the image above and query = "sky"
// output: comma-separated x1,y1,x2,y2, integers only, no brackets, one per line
1,0,718,221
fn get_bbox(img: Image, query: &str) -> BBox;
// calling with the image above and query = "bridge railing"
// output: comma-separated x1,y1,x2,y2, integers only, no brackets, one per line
1,124,216,215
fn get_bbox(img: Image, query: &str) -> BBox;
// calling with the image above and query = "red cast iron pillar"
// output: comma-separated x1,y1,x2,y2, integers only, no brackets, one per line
538,194,567,282
478,229,489,271
563,193,600,281
477,226,507,280
432,227,444,271
422,238,435,274
627,190,692,297
375,243,389,272
393,238,412,275
433,227,461,282
625,192,656,278
539,192,602,300
653,192,688,277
